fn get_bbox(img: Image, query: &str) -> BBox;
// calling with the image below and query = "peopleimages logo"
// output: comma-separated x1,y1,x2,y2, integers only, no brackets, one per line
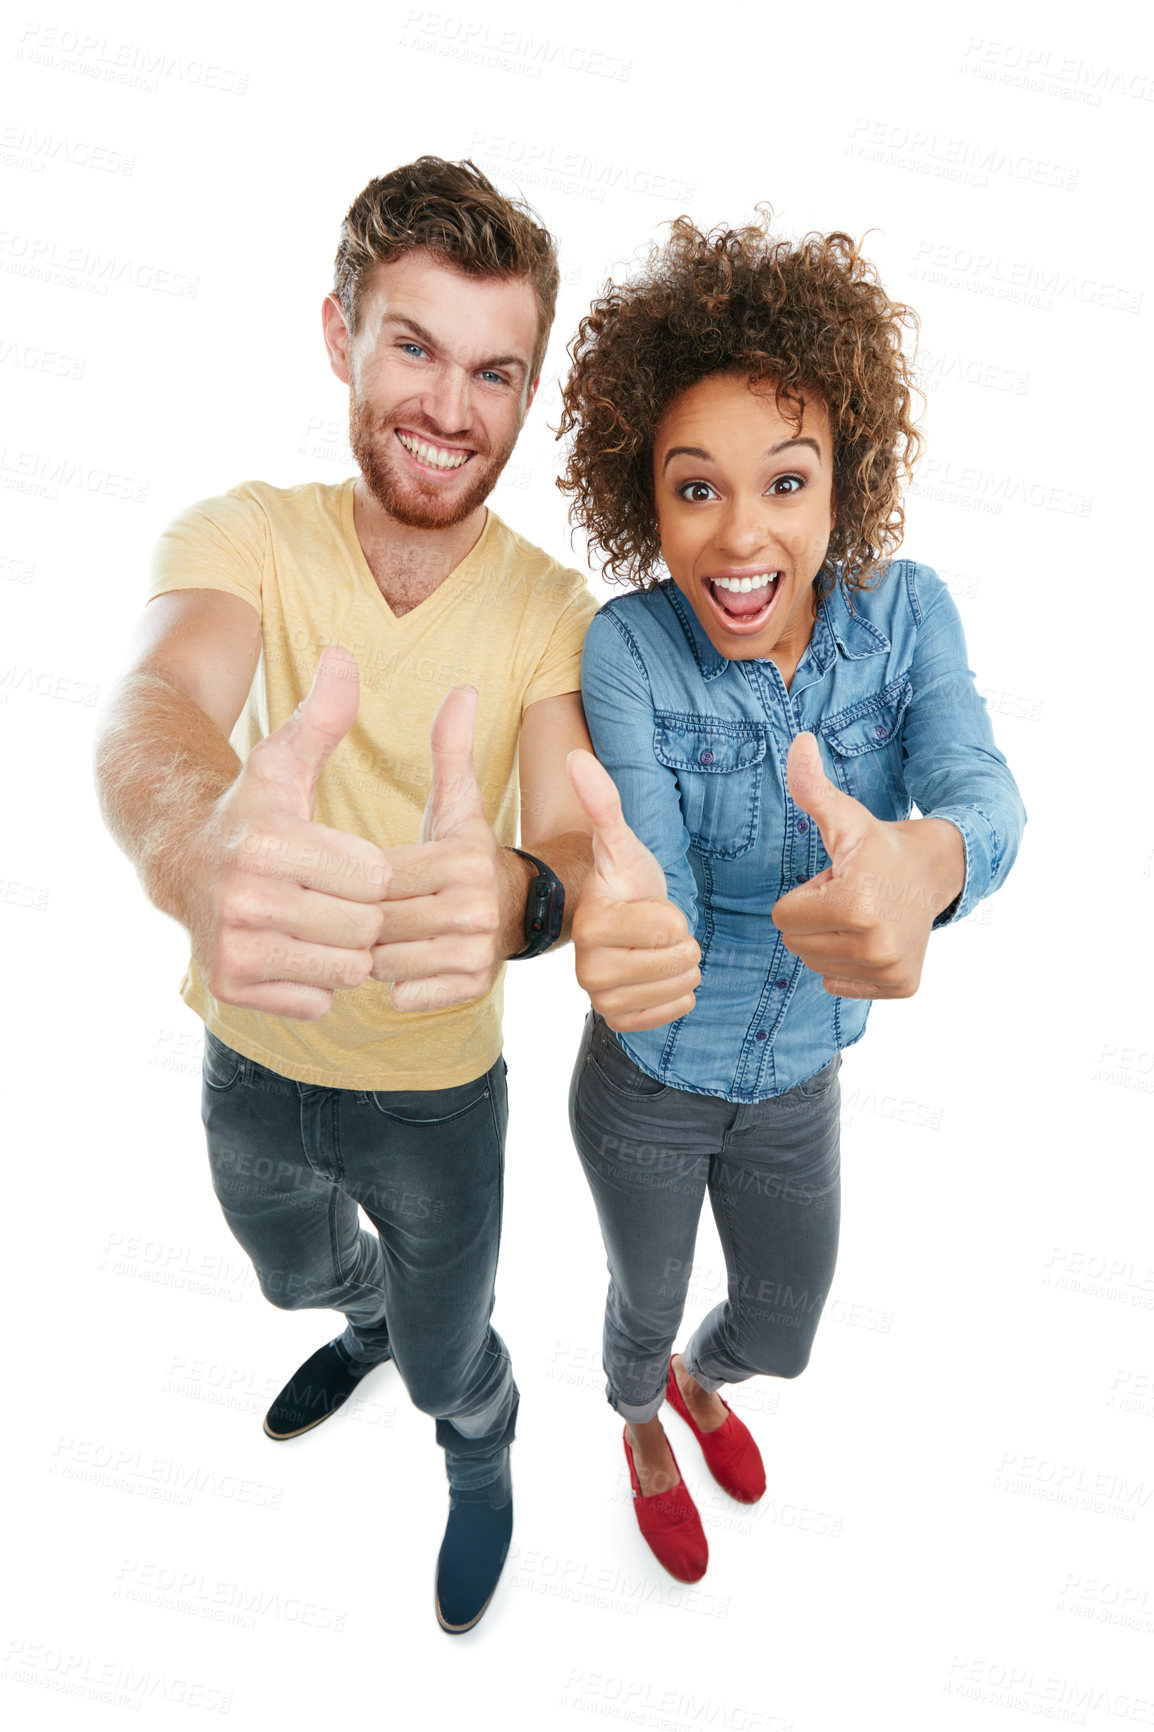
910,238,1142,315
0,230,197,298
0,122,135,176
398,12,632,82
468,131,695,205
847,117,1079,190
959,37,1154,106
15,22,249,95
3,1638,232,1714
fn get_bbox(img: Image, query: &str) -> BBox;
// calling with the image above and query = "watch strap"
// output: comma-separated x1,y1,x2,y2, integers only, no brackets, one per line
508,848,565,960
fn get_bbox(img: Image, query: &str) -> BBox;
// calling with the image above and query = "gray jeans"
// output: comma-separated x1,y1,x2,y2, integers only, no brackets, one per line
202,1031,517,1490
569,1011,842,1423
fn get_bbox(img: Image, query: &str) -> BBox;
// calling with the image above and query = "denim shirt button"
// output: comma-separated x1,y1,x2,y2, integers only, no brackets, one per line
755,1029,768,1040
794,873,806,883
699,749,714,764
796,817,809,833
875,724,888,738
775,977,788,989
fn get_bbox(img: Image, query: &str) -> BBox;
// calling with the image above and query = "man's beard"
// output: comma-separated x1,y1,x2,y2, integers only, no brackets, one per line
348,390,517,529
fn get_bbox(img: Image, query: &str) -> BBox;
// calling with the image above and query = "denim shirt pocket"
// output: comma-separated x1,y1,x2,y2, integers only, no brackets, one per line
653,713,767,859
817,674,913,816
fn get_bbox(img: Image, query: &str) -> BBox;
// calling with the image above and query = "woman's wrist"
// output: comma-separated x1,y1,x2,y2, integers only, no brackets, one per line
894,817,966,918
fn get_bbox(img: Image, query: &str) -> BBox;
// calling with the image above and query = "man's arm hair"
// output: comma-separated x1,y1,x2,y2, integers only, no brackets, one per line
94,588,262,929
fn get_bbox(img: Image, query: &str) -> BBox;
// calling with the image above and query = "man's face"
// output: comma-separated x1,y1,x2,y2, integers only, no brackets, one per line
325,249,541,529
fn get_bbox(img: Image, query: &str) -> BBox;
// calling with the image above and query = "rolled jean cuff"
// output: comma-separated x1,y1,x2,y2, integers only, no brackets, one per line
679,1348,724,1397
338,1324,391,1366
610,1385,667,1426
448,1448,512,1507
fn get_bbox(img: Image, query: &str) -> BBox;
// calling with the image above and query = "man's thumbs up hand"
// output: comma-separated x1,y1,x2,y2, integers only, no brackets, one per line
373,684,512,1014
196,646,390,1020
567,749,700,1033
246,642,363,819
770,732,965,1000
419,682,486,843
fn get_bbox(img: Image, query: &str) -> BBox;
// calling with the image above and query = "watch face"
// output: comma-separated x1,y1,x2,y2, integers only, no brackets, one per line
514,851,564,956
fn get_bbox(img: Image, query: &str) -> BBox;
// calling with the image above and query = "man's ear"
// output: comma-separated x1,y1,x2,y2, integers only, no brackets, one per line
322,294,352,385
522,373,541,418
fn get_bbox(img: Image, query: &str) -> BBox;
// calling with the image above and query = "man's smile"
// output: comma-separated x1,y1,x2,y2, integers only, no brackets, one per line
395,429,474,472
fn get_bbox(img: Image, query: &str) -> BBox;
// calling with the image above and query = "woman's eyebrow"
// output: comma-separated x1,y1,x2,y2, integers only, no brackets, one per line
769,436,822,460
661,445,710,471
661,435,823,473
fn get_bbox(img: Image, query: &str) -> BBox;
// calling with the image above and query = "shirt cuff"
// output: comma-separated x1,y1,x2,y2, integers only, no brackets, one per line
926,805,1002,927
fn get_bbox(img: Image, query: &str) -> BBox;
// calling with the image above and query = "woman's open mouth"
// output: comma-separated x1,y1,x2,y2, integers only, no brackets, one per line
702,570,782,634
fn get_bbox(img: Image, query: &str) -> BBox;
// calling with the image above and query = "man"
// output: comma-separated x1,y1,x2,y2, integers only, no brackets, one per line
94,157,606,1634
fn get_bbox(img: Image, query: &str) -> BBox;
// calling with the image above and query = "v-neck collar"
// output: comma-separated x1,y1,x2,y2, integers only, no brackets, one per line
340,480,496,627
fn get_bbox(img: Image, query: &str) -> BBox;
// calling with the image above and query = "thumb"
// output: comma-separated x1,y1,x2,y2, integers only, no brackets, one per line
567,749,666,902
786,731,875,864
257,645,360,819
422,684,484,842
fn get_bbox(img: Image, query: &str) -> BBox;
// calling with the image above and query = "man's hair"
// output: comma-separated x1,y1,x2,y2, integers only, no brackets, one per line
557,212,924,599
334,157,560,379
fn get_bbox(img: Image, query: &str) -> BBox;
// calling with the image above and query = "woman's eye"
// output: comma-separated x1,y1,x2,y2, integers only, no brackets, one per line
770,474,804,496
677,480,717,503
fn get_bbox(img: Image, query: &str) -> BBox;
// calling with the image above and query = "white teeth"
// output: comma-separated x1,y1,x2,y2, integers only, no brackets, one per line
398,432,469,470
713,572,777,592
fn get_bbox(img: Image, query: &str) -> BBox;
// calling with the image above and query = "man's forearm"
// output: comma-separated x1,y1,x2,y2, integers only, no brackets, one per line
94,670,239,927
497,830,594,957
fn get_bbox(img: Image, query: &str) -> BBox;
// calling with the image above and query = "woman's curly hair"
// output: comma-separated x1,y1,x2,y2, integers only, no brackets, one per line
557,212,923,598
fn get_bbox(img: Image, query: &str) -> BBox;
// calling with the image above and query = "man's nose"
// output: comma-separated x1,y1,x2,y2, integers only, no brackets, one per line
425,364,471,438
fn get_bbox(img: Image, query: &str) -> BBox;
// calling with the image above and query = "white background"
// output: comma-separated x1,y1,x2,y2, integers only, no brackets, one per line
2,0,1152,1727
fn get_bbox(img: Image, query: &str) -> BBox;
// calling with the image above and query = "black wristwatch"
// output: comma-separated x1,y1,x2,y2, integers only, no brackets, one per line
508,849,565,959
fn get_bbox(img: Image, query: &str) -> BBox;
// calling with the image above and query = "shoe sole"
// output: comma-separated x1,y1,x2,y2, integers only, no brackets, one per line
434,1534,511,1634
262,1354,391,1440
262,1406,344,1441
434,1582,499,1635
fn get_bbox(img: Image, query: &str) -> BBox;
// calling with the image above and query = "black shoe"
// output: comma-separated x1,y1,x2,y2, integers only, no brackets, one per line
263,1338,389,1440
434,1469,514,1635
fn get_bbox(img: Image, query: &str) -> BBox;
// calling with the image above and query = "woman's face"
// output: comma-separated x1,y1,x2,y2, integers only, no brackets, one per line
653,373,836,673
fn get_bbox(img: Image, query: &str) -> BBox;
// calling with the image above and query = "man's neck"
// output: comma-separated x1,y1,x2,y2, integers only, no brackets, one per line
352,479,489,618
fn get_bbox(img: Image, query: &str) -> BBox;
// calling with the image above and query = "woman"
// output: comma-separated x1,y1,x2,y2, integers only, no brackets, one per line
558,215,1025,1583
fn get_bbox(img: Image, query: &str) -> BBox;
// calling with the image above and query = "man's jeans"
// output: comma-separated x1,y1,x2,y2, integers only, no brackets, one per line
201,1030,517,1491
569,1011,841,1422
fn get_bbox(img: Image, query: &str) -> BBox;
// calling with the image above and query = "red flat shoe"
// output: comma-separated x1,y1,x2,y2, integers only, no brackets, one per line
623,1429,708,1583
665,1360,766,1505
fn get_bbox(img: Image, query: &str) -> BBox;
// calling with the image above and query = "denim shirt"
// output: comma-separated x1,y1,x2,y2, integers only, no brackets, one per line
580,562,1026,1103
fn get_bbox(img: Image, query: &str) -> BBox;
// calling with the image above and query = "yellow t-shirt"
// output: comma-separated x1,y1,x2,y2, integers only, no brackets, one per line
147,477,598,1089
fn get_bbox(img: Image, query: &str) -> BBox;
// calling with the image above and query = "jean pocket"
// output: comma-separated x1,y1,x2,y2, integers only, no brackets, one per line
788,1055,841,1100
588,1021,669,1100
818,676,911,814
369,1078,492,1125
203,1029,244,1091
653,713,766,859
